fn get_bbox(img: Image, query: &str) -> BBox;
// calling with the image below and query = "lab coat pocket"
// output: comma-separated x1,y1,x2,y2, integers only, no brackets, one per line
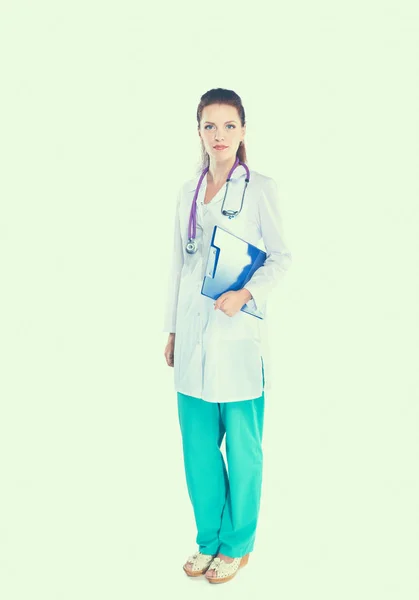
219,306,260,342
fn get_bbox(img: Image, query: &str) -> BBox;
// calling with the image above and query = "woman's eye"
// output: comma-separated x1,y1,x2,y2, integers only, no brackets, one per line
204,124,236,130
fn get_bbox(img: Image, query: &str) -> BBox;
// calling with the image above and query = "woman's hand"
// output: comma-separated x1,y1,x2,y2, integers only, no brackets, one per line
164,333,175,367
214,289,252,318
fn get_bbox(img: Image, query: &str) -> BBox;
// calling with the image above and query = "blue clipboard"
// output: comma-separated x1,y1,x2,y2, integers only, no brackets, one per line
201,226,267,319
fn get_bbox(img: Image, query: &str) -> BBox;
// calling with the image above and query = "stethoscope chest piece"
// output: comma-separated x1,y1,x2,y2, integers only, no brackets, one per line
186,238,198,254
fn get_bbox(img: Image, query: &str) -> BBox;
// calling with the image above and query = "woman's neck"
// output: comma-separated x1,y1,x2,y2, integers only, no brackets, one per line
207,156,237,186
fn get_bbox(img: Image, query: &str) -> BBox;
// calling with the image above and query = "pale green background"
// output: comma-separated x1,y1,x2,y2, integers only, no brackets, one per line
1,1,418,599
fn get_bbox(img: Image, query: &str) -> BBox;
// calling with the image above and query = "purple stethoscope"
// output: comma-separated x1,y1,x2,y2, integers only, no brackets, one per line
185,156,251,254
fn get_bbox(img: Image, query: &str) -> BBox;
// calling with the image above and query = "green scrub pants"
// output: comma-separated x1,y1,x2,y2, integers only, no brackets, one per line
176,362,265,558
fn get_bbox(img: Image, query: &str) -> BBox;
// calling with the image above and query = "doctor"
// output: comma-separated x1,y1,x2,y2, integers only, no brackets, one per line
162,88,292,584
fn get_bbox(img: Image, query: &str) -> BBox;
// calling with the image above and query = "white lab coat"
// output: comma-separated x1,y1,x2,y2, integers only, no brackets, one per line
162,163,292,403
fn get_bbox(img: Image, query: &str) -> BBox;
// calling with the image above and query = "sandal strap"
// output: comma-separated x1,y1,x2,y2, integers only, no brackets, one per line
208,556,241,577
186,551,215,570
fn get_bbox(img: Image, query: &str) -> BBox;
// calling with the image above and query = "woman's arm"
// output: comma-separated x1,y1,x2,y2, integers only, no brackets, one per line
243,177,292,311
162,187,184,333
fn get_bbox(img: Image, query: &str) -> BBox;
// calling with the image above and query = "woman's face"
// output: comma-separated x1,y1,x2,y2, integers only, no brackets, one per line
198,103,245,163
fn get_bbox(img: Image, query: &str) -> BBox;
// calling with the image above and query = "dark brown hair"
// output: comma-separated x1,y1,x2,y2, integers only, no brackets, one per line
196,88,248,172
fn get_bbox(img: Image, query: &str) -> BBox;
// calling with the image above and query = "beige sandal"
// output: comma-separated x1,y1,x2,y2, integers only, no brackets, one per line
183,551,217,577
205,553,250,584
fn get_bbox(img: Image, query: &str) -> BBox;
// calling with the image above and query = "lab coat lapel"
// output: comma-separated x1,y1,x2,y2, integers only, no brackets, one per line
188,163,247,211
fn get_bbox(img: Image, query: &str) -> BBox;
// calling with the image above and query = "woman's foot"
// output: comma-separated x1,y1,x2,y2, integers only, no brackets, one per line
205,552,234,578
205,552,250,583
183,551,216,577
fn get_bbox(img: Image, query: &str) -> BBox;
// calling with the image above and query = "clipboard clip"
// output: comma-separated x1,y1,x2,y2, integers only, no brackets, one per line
205,246,220,278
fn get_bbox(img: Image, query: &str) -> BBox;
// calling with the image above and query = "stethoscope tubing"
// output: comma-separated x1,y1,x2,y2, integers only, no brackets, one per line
186,157,250,254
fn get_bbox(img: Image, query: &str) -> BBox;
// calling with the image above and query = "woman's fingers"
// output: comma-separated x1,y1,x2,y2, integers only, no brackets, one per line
165,347,174,367
165,333,175,366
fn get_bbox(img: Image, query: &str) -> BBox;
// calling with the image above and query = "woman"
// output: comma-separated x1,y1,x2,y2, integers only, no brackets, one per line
162,88,292,584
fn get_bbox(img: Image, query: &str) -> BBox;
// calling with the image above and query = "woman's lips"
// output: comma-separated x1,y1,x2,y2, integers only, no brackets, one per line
214,145,228,150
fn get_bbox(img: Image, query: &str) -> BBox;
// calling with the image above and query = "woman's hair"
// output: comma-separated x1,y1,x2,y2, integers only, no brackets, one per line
196,88,248,173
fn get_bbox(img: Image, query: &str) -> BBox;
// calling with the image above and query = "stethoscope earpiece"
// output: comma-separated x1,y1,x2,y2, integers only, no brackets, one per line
222,210,238,219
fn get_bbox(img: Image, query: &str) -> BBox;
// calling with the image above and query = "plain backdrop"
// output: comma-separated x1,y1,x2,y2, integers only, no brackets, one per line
1,1,418,599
